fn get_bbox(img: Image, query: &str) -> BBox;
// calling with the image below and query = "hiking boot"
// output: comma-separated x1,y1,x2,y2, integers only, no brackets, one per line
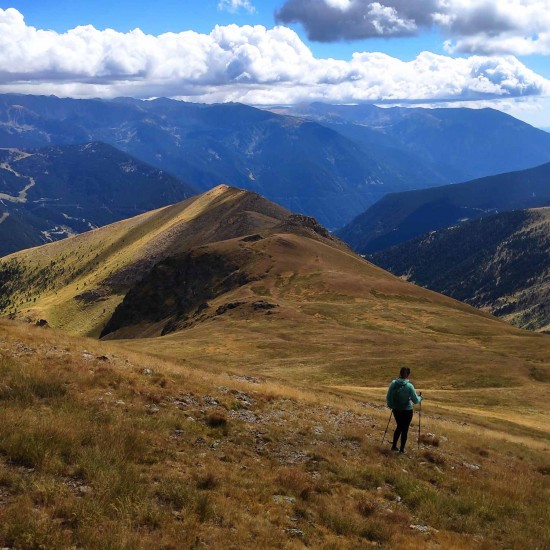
399,449,406,454
391,446,399,452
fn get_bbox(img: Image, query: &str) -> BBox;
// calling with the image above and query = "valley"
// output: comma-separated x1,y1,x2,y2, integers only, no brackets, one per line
0,142,196,256
340,161,550,254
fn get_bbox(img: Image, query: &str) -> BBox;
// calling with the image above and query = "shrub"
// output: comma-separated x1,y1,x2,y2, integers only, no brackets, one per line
196,472,218,490
206,411,227,428
419,433,440,447
423,450,445,465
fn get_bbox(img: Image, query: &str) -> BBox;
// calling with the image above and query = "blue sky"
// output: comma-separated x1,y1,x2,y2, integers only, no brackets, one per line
3,0,445,58
1,0,549,127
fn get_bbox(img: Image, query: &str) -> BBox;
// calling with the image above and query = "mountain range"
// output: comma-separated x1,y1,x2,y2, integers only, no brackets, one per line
0,142,196,257
339,161,550,254
3,94,550,230
282,102,550,185
371,207,550,332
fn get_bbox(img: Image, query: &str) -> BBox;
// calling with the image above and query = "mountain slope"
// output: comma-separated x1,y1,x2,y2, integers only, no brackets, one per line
1,317,549,549
286,103,550,184
0,142,196,256
1,185,549,392
0,185,293,336
339,161,550,254
0,94,440,229
371,208,550,332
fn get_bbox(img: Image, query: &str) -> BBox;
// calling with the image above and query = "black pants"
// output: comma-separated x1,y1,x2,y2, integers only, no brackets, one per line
392,409,414,450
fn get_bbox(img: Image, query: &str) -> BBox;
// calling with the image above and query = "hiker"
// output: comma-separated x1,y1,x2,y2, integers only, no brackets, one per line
386,367,422,453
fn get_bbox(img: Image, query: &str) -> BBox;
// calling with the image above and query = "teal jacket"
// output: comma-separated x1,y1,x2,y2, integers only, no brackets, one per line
386,378,422,411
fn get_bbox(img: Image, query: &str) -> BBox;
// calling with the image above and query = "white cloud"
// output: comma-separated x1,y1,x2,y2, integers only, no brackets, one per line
0,8,548,106
218,0,256,13
276,0,550,55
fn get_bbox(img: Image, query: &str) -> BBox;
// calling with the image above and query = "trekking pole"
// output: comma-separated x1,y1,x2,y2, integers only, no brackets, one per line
381,410,393,445
417,392,422,448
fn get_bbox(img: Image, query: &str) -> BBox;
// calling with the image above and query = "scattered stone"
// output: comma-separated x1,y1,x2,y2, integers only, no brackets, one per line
115,400,125,406
16,343,34,353
272,495,296,504
410,524,434,534
147,405,160,414
203,396,219,407
172,394,200,408
232,390,255,407
277,449,308,465
35,319,48,327
216,301,245,315
143,368,153,376
463,462,481,471
284,528,304,537
229,374,262,384
96,355,109,362
228,410,258,423
252,300,278,311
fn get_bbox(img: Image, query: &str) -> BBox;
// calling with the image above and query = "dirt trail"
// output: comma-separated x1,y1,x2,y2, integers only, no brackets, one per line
0,160,36,203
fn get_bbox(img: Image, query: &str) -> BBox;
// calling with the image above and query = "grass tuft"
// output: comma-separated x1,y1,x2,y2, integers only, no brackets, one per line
206,411,228,428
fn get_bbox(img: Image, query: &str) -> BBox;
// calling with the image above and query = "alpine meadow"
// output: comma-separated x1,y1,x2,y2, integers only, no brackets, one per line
1,1,550,549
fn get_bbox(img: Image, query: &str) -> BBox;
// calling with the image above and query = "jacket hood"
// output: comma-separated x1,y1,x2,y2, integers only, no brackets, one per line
394,378,409,386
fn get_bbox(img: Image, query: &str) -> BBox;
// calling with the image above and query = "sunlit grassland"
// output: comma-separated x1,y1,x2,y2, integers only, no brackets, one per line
1,319,548,549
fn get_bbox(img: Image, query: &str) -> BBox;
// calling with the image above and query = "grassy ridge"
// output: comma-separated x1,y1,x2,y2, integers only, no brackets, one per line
0,186,289,336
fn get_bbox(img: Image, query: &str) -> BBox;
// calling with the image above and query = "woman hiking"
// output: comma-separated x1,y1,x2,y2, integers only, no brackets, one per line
386,367,422,454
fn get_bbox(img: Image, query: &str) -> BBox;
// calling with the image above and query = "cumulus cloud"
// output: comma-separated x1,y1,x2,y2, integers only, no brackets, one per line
275,0,550,55
218,0,256,14
0,8,548,105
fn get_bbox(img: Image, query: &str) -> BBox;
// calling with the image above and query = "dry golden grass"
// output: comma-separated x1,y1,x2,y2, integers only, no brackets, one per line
0,318,549,549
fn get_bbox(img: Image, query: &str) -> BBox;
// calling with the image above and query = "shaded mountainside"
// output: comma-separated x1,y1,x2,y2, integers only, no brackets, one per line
0,94,444,229
339,161,550,254
285,103,550,184
371,208,550,332
0,142,196,256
